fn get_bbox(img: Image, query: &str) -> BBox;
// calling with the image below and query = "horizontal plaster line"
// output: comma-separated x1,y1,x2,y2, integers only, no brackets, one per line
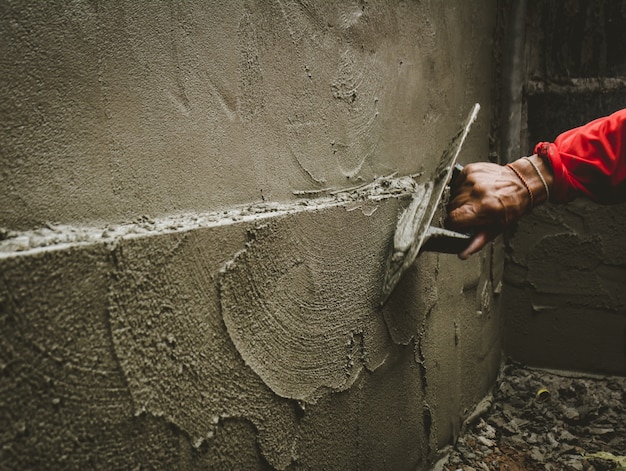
526,77,626,95
0,174,420,259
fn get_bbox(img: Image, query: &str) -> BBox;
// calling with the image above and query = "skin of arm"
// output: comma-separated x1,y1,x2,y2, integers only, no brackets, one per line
445,109,624,259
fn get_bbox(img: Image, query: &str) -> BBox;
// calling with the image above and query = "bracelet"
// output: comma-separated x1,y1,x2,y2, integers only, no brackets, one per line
506,163,534,211
522,156,550,202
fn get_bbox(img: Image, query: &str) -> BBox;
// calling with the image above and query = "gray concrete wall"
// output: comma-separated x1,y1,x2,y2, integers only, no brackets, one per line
1,1,501,469
502,0,626,376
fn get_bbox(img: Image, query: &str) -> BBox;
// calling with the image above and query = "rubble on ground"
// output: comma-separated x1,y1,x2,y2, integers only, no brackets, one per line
435,361,626,471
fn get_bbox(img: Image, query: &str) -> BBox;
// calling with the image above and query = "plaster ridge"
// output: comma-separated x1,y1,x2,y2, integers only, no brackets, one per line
0,173,420,257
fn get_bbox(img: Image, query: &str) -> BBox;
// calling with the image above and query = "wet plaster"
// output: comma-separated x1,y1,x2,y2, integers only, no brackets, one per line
0,177,416,468
1,0,494,230
1,0,500,468
0,244,246,469
219,204,400,403
0,186,397,470
0,177,503,469
503,201,626,374
0,228,296,469
107,224,300,469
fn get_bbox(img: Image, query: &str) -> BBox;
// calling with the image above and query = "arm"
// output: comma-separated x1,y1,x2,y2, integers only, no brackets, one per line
446,108,626,259
535,108,626,203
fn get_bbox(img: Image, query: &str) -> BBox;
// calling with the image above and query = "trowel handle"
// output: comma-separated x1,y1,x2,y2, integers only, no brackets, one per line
451,163,465,182
448,163,476,241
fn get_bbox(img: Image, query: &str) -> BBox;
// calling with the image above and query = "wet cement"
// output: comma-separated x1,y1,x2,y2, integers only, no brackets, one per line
0,181,502,469
0,224,298,469
1,1,499,469
1,178,416,469
220,206,395,403
1,1,494,231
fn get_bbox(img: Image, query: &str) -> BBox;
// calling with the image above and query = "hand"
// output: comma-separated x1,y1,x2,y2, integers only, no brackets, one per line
445,156,552,259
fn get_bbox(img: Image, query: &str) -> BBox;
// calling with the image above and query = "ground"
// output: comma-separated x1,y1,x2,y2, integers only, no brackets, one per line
434,362,626,471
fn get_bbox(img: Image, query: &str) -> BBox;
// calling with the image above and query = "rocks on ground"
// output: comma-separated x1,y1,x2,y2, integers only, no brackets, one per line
436,362,626,471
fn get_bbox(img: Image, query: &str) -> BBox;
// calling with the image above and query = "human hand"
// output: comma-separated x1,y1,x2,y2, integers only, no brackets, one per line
445,156,552,259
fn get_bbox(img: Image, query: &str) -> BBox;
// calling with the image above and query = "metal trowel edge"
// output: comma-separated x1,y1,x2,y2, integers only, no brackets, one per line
381,103,480,305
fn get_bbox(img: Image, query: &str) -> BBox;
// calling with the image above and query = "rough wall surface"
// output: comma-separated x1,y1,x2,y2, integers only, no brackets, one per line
3,0,491,231
1,1,500,469
503,0,626,375
504,201,626,374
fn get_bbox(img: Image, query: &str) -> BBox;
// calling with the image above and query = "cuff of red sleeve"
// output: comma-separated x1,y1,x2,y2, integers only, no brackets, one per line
534,141,574,203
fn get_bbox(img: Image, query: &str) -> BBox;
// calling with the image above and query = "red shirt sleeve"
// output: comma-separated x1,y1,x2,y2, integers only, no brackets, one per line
534,108,626,203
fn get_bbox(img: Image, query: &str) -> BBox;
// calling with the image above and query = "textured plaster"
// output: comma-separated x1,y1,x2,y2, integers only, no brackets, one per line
503,201,626,374
220,205,396,403
1,186,502,469
1,1,500,469
2,1,493,230
0,245,231,469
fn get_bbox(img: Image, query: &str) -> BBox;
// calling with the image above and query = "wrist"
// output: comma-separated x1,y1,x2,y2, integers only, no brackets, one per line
508,155,554,207
505,163,534,215
525,154,554,203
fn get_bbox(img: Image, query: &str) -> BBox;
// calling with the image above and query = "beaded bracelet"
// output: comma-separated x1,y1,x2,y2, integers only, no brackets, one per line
506,163,534,211
522,156,550,202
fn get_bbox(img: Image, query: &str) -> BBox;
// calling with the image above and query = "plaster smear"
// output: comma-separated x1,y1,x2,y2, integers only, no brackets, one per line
219,203,399,403
107,227,299,469
0,173,423,468
0,244,278,470
0,173,419,256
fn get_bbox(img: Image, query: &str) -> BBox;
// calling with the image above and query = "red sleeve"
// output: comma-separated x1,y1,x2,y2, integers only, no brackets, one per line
534,108,626,203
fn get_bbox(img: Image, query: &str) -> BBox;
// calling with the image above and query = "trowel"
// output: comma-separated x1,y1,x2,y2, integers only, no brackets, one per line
381,103,480,305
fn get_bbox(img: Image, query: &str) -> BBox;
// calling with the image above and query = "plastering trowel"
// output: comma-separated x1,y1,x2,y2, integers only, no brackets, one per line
381,103,480,305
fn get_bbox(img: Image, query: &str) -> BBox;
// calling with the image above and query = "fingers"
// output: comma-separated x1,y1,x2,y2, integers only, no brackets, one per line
446,164,495,229
445,203,478,230
446,161,522,260
446,196,500,230
458,230,493,260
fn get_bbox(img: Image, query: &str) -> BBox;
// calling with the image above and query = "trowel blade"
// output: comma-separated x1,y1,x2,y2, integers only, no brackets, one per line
420,226,472,254
381,103,480,305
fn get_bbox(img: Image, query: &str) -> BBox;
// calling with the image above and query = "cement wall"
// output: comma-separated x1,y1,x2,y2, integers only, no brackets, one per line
1,1,501,469
502,0,626,375
3,0,491,231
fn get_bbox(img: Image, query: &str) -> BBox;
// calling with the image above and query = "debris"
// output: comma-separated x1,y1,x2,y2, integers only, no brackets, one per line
585,452,626,470
442,362,626,470
536,387,551,403
461,394,494,434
